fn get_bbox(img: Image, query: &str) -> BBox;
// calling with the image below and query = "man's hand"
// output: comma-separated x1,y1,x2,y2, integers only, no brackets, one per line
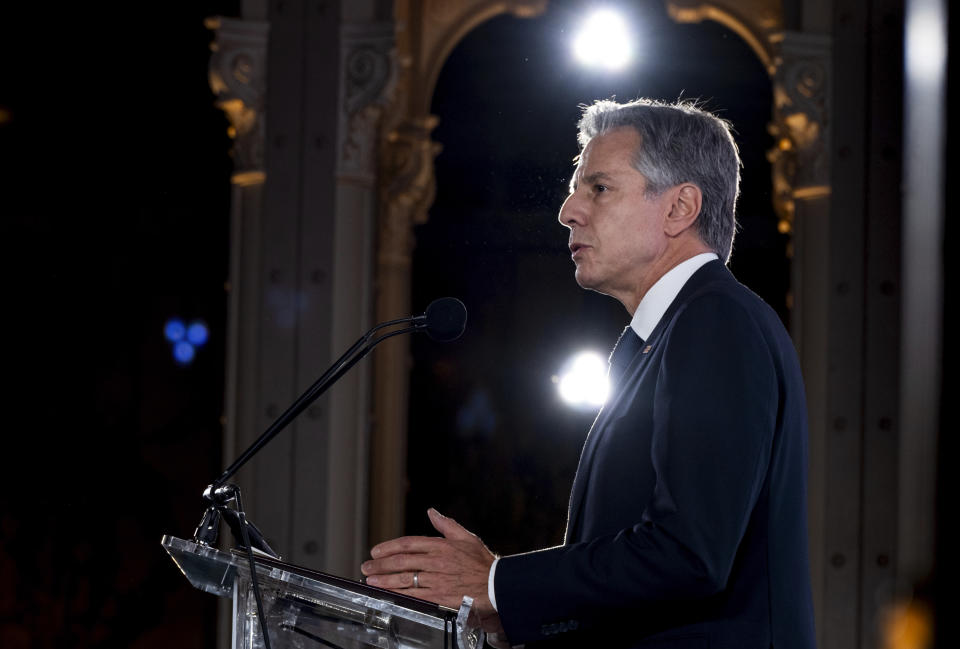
361,508,505,636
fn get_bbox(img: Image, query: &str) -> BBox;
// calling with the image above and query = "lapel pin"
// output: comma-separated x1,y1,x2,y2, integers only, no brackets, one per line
642,345,652,354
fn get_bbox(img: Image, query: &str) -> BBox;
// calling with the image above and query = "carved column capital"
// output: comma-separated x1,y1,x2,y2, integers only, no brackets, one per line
378,117,441,268
769,32,831,234
206,17,269,186
338,23,397,184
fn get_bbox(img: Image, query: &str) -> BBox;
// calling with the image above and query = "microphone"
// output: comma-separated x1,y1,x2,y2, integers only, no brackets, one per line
420,297,467,341
200,297,469,503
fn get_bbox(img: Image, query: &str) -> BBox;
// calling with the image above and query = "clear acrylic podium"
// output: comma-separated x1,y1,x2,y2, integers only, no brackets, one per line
162,535,484,649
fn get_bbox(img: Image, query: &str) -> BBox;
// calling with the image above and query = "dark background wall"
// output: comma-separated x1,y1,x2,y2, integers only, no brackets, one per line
2,3,236,646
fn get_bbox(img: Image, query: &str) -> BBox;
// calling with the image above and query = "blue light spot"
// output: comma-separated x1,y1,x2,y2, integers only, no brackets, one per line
187,321,209,347
165,318,186,342
173,341,196,365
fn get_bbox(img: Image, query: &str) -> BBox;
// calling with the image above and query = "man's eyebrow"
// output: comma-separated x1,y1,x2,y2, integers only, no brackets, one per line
568,171,614,194
570,171,615,190
581,171,614,184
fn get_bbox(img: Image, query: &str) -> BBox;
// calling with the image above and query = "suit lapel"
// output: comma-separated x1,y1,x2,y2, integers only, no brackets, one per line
563,261,730,543
565,342,648,542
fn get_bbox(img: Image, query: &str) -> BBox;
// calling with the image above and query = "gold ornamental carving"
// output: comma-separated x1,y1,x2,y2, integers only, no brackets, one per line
420,0,547,99
206,17,269,187
393,0,548,117
667,0,783,74
339,23,397,185
665,2,832,241
379,117,442,268
768,32,831,235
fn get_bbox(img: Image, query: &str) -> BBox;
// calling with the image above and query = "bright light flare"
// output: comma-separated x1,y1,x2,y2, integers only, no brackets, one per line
905,3,946,86
164,318,186,342
165,316,210,366
573,9,632,70
187,321,209,347
557,351,610,408
173,341,196,365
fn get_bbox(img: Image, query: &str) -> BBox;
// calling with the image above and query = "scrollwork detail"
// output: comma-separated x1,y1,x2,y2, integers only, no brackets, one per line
338,24,396,182
378,118,441,266
206,17,269,184
769,32,831,232
346,46,393,115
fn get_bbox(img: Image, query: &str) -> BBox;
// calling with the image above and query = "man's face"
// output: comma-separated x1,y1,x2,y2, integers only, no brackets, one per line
559,127,674,305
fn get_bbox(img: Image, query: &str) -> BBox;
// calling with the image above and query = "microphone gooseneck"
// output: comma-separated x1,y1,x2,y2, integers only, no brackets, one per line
191,297,467,649
202,297,468,495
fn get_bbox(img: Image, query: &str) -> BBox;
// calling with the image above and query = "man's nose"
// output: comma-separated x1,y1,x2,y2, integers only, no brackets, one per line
558,193,584,228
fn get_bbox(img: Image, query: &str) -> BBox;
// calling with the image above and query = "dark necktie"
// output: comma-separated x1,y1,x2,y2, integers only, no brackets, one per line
608,326,643,389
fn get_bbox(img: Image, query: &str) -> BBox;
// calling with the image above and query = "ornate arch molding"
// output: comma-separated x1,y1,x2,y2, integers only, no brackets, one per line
667,0,782,74
370,0,829,543
368,0,548,543
668,0,830,240
402,1,549,117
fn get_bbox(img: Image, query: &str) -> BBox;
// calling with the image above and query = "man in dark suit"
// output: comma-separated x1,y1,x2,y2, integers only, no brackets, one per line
361,98,815,648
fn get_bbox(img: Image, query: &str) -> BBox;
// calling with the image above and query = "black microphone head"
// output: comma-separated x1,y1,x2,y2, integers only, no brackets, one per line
423,297,467,342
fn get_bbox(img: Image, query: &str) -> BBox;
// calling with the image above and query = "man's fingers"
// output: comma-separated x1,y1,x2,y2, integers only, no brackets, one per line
362,545,470,576
427,507,473,541
362,553,421,576
369,511,481,558
367,570,439,596
370,534,446,558
365,571,419,590
361,510,496,619
368,572,477,611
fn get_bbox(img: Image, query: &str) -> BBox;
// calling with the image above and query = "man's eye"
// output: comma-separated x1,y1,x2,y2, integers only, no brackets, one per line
595,184,608,193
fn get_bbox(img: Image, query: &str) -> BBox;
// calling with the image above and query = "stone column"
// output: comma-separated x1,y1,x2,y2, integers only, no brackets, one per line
369,116,440,544
769,30,836,647
325,19,397,570
205,14,269,518
206,17,269,649
365,0,547,546
207,5,397,579
773,4,905,645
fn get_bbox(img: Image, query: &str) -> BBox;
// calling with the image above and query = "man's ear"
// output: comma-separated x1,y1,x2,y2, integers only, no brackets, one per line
664,183,702,237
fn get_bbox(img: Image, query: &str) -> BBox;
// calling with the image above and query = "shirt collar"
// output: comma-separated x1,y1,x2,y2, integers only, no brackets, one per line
630,252,718,340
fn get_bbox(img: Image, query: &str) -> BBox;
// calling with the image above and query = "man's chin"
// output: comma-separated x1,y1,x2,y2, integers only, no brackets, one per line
574,271,614,299
574,269,596,291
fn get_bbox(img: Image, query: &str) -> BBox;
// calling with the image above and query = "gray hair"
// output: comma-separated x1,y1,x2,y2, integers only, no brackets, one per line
577,98,741,263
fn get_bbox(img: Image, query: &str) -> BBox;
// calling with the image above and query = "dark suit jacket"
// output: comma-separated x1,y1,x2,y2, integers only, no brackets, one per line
495,261,815,648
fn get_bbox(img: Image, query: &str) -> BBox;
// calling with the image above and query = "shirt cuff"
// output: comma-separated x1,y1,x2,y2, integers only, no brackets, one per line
488,557,499,612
